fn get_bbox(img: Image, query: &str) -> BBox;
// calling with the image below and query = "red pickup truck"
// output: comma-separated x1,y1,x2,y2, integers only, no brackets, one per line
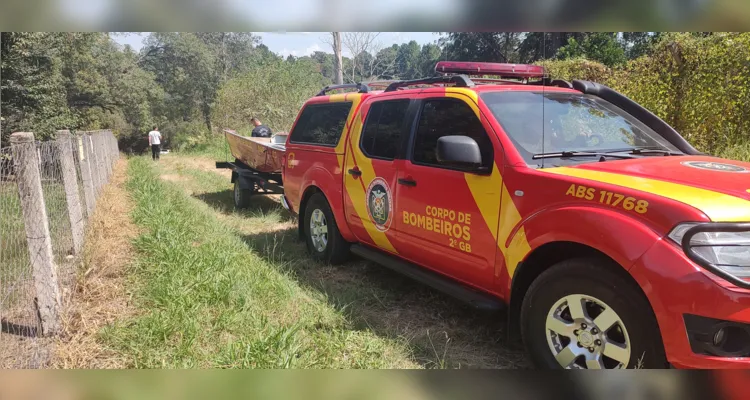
277,61,750,369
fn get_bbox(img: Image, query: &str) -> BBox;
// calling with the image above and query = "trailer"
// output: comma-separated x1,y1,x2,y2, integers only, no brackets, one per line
216,129,288,209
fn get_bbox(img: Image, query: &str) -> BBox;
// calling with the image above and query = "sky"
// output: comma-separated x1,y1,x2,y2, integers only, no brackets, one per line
113,32,442,58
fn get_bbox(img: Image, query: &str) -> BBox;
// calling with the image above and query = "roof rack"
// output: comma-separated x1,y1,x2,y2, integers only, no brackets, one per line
315,83,370,97
384,75,474,92
471,78,533,85
363,80,395,88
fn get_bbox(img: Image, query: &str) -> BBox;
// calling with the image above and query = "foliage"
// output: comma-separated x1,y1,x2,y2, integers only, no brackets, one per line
537,58,614,83
4,31,750,159
440,33,523,63
541,32,750,154
440,32,659,66
1,32,165,148
556,33,627,67
211,58,326,138
1,32,74,143
110,157,417,368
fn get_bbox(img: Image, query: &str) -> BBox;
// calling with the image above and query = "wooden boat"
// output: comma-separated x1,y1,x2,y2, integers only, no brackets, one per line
223,129,287,174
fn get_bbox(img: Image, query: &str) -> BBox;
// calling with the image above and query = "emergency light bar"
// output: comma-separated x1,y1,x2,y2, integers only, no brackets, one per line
435,61,546,79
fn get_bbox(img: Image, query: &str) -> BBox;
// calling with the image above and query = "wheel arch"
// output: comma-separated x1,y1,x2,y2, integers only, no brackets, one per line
298,184,356,243
298,185,323,240
507,241,657,343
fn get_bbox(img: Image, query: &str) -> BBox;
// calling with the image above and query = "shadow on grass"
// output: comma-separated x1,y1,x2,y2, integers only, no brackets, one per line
236,225,528,369
193,190,293,219
190,191,528,368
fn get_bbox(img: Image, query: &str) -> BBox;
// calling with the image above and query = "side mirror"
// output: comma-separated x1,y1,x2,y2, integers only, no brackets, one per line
436,135,483,169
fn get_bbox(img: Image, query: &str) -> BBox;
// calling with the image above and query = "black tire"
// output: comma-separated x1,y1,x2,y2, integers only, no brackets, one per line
233,179,252,209
520,257,667,369
303,193,349,265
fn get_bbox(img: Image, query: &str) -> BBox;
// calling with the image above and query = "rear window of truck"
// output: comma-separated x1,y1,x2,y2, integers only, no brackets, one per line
289,102,353,146
360,99,411,160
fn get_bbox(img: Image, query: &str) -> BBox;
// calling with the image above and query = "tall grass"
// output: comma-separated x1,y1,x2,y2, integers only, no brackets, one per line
102,157,416,368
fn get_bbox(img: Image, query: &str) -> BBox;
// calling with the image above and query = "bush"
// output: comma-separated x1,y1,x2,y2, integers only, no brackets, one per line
165,120,211,151
212,59,326,135
540,33,750,156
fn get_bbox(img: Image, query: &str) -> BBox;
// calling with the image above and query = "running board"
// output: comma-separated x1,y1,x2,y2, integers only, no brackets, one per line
350,244,505,311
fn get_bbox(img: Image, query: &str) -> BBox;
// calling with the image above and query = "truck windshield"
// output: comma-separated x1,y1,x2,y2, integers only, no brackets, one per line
480,91,681,167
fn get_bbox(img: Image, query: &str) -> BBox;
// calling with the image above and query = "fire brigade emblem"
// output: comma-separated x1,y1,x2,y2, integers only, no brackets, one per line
366,178,393,232
681,161,749,173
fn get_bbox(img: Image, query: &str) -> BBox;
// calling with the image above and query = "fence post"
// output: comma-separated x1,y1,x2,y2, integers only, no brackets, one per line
108,131,115,170
78,132,96,214
98,132,108,185
108,131,117,168
56,130,85,255
102,132,110,183
10,132,62,336
88,133,102,195
99,131,109,182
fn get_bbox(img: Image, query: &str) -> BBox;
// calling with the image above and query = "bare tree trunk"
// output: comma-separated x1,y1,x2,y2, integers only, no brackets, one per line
332,32,343,85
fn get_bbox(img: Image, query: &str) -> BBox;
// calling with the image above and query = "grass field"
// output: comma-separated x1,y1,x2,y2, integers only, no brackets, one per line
99,154,527,368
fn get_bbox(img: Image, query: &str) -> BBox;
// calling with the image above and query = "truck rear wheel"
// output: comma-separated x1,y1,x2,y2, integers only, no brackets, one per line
233,179,252,209
304,193,349,265
520,258,667,369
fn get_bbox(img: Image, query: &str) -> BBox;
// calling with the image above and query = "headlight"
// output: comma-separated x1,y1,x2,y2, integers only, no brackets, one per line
669,223,750,278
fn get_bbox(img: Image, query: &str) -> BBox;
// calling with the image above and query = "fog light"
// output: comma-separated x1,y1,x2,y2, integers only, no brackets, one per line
684,314,750,357
713,328,726,347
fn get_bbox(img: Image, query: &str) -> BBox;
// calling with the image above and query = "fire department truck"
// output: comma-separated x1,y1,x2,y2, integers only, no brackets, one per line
219,61,750,369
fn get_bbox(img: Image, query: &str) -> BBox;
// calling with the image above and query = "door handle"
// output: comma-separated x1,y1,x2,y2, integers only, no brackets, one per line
348,168,362,177
398,178,417,187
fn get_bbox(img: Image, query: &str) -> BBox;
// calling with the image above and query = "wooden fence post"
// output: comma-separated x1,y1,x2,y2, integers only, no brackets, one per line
56,130,85,255
10,132,62,336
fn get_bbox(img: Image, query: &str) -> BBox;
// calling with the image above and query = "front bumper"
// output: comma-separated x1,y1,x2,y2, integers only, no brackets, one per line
630,238,750,369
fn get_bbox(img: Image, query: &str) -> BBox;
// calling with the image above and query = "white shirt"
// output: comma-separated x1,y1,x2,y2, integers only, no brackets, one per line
149,130,161,145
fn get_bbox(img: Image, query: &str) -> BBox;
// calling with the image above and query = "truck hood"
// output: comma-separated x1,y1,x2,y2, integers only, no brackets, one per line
541,155,750,222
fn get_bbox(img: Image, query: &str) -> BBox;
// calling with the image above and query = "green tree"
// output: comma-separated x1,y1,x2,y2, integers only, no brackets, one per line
621,32,662,59
517,32,587,63
373,45,398,79
440,33,514,62
395,41,421,80
1,32,73,142
193,32,260,81
417,43,442,77
212,58,326,141
140,32,249,132
556,33,627,67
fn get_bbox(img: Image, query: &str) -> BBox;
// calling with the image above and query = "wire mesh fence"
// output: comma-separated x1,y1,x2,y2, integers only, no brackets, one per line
0,130,119,368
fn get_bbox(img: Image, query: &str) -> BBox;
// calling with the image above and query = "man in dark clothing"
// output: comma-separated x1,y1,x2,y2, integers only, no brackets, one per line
250,117,272,137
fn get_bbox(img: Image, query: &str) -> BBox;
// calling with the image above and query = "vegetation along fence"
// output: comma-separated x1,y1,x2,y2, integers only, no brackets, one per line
0,129,118,368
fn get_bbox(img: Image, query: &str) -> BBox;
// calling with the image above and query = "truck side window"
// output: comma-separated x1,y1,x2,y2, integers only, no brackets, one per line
289,102,353,146
360,99,410,160
413,98,493,169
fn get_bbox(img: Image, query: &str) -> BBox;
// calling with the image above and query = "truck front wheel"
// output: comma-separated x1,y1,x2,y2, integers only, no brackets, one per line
304,193,350,265
520,258,667,369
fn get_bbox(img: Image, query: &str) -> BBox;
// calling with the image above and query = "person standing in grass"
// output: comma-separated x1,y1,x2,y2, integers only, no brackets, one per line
148,125,162,161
